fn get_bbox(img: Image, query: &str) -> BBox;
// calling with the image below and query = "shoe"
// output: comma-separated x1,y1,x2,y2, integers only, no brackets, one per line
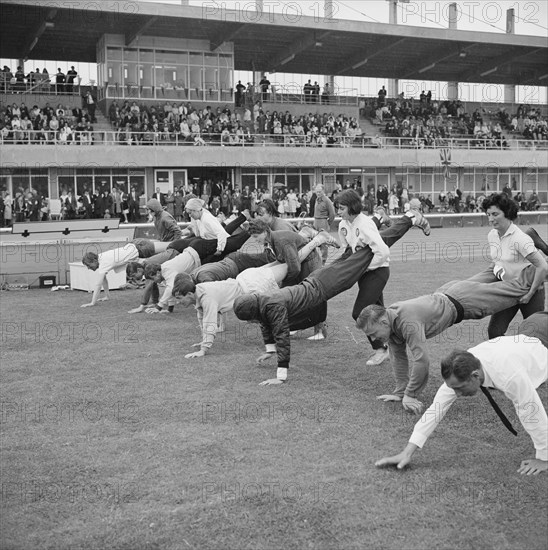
366,348,389,366
307,324,327,341
408,207,431,236
374,206,392,227
316,230,340,248
290,330,299,336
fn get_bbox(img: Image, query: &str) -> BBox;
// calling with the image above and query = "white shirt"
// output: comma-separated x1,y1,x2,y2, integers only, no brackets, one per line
338,213,389,271
195,266,280,351
97,244,138,276
158,248,201,309
189,209,229,252
487,224,536,280
409,335,548,460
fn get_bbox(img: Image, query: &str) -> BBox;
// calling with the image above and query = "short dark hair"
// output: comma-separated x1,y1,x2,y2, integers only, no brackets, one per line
356,304,387,331
258,199,279,217
144,263,162,280
440,350,481,382
337,189,363,216
173,273,196,296
248,219,271,235
126,261,143,278
481,192,518,221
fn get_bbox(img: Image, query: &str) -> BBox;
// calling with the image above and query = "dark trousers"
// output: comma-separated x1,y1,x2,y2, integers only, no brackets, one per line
283,216,413,329
352,266,390,350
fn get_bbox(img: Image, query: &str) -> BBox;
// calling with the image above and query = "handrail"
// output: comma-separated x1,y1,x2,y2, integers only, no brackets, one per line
1,129,547,150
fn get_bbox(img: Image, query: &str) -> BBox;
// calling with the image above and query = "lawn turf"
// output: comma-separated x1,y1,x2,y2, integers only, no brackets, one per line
1,225,547,550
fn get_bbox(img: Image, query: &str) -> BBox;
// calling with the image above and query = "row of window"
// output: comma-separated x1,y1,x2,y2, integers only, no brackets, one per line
1,167,545,201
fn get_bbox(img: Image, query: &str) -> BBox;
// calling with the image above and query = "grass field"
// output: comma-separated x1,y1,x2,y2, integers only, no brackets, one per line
1,225,547,550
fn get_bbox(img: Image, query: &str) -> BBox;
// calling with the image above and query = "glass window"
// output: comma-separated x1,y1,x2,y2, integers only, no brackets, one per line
113,176,128,194
242,175,255,189
30,176,48,198
204,53,217,66
107,47,123,61
189,53,203,65
139,49,154,63
124,49,138,62
95,177,111,195
256,175,268,190
76,175,93,196
58,176,76,196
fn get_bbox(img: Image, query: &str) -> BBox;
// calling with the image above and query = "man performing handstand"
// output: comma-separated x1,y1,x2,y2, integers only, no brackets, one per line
233,211,430,385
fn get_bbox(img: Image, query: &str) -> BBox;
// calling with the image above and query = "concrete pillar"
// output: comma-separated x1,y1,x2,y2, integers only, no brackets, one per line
447,3,459,101
325,0,335,96
504,9,516,104
387,1,398,98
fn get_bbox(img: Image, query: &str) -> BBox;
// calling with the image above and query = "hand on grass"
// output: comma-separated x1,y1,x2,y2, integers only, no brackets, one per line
518,458,547,476
259,378,284,386
402,395,424,415
145,307,160,314
375,452,412,470
185,350,205,359
257,352,275,364
377,394,402,402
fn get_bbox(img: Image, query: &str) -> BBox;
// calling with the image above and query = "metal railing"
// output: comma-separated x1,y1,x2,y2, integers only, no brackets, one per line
1,129,547,150
0,79,82,96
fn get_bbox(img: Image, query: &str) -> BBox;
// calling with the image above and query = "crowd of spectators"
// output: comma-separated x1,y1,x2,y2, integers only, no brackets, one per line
369,90,547,147
1,65,79,94
0,99,96,144
107,100,365,147
1,176,543,228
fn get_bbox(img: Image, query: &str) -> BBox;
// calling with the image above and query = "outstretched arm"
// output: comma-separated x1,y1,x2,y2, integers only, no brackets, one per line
81,272,109,307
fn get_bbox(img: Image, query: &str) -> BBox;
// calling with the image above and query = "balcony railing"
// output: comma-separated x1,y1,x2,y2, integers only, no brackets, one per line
1,129,547,150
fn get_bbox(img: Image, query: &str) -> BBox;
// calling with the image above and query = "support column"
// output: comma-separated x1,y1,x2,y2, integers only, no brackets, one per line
325,0,335,97
447,3,459,100
386,1,399,98
504,9,516,104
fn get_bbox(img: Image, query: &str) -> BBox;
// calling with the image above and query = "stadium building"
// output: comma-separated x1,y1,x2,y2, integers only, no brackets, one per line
1,0,547,208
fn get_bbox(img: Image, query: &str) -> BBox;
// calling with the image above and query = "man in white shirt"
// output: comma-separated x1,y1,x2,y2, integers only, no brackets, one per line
375,318,548,476
80,240,168,307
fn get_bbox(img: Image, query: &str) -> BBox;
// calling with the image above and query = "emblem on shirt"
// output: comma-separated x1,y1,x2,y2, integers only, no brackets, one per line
341,228,347,237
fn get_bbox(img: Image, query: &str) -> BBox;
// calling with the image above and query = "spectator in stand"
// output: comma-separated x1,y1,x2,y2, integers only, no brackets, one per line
527,192,541,211
83,90,97,123
259,74,270,102
55,68,66,93
66,66,77,93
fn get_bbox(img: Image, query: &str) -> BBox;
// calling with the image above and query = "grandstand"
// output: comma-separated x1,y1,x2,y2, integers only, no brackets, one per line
0,0,547,216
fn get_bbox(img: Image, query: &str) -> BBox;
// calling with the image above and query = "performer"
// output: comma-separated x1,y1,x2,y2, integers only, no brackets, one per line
171,231,336,358
233,212,429,384
375,315,547,476
357,265,544,414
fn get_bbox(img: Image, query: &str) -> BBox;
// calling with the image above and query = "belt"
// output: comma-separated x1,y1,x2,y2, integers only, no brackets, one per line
443,293,464,324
